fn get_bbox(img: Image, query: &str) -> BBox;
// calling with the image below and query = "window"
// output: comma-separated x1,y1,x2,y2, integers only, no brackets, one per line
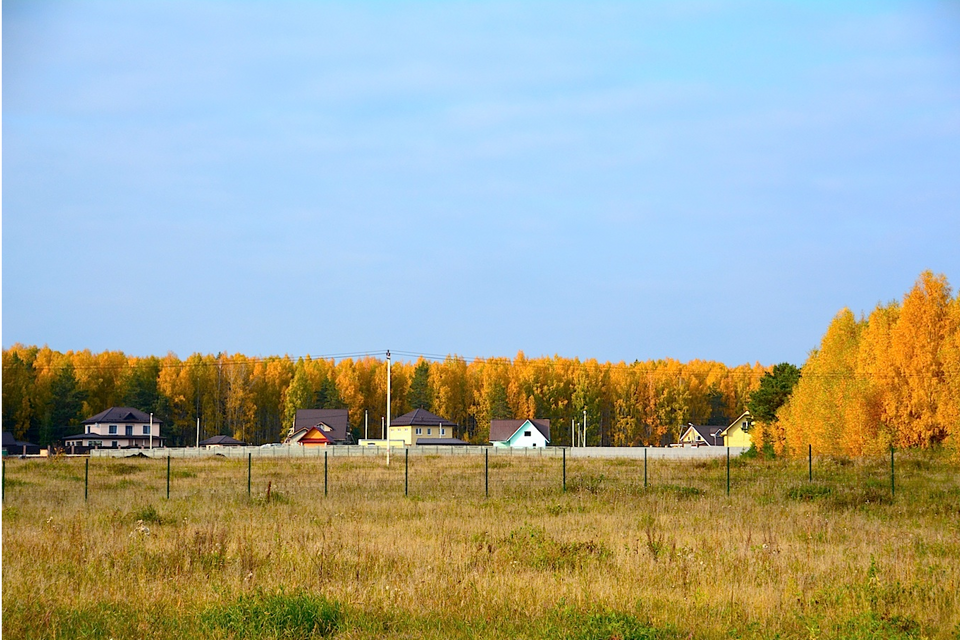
109,425,118,435
427,428,432,435
524,431,531,437
143,425,151,435
440,428,445,435
86,426,91,434
111,441,118,448
415,428,422,435
125,425,133,436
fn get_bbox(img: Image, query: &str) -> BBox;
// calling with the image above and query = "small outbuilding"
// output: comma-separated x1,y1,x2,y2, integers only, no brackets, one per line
490,419,551,448
2,432,40,456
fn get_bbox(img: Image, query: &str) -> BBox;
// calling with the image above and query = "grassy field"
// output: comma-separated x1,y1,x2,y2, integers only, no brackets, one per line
3,449,959,639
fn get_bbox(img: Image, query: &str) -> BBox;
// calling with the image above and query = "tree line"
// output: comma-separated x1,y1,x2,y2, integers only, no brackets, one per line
2,345,769,447
760,271,960,456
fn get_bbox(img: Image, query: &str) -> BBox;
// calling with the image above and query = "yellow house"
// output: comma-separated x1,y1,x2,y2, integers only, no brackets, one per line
388,409,458,446
717,411,754,447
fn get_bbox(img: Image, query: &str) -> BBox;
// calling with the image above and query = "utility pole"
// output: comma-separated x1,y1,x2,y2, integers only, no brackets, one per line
365,410,368,440
196,417,200,448
583,408,587,448
150,413,154,450
386,350,392,465
571,418,575,448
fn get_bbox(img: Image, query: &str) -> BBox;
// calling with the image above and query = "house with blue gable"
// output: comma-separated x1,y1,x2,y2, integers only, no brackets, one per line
490,418,550,448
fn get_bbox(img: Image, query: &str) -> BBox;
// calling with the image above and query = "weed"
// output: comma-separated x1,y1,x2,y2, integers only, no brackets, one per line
786,483,833,501
201,590,342,638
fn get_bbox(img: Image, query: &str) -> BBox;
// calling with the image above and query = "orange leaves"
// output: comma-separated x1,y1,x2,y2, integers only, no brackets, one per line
779,271,960,456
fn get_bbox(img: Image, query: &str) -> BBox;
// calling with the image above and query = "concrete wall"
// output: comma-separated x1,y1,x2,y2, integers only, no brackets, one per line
91,445,747,460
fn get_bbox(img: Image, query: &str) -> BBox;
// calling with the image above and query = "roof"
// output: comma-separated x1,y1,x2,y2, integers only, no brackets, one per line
199,435,247,446
294,409,350,442
415,438,469,446
681,424,724,446
391,408,458,428
718,411,753,437
82,407,162,425
489,419,551,442
2,432,36,447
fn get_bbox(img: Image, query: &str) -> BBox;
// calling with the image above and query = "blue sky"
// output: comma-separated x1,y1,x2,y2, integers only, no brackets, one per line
3,1,959,366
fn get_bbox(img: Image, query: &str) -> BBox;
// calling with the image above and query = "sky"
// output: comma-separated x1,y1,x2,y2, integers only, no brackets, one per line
3,0,959,366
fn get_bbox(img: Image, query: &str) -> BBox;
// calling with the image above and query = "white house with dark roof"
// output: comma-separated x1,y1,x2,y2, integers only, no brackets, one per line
64,407,164,449
490,418,551,448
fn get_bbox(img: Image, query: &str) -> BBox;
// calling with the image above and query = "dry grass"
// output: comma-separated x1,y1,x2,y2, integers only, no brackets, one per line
3,450,959,639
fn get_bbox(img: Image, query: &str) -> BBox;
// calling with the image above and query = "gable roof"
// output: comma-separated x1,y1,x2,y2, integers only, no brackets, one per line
82,407,161,425
681,424,724,446
199,435,247,446
294,409,350,442
489,419,551,442
390,408,458,428
2,432,36,447
717,411,753,437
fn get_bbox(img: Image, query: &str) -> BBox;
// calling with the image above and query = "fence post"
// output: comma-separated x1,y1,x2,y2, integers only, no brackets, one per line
166,455,171,500
404,449,409,497
324,450,328,497
562,447,566,493
808,444,812,482
85,458,89,502
644,448,648,489
726,447,730,496
890,446,895,498
2,459,5,503
248,453,252,497
485,448,489,498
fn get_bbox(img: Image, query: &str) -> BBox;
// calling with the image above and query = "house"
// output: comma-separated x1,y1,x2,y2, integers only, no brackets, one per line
199,435,247,447
677,423,724,447
64,407,164,449
490,419,551,448
388,409,458,445
716,411,753,447
2,432,40,456
286,409,353,446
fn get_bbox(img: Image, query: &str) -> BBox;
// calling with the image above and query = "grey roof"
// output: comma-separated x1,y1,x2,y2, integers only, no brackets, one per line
294,409,351,442
489,419,551,442
415,438,469,446
391,408,458,428
199,435,247,446
684,424,724,446
82,407,161,425
2,432,35,447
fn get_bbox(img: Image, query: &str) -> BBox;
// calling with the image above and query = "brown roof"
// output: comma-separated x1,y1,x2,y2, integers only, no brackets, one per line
294,409,351,443
391,409,458,428
489,419,551,442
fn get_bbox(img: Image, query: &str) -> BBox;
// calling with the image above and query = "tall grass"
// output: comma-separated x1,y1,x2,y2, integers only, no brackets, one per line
3,450,959,638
